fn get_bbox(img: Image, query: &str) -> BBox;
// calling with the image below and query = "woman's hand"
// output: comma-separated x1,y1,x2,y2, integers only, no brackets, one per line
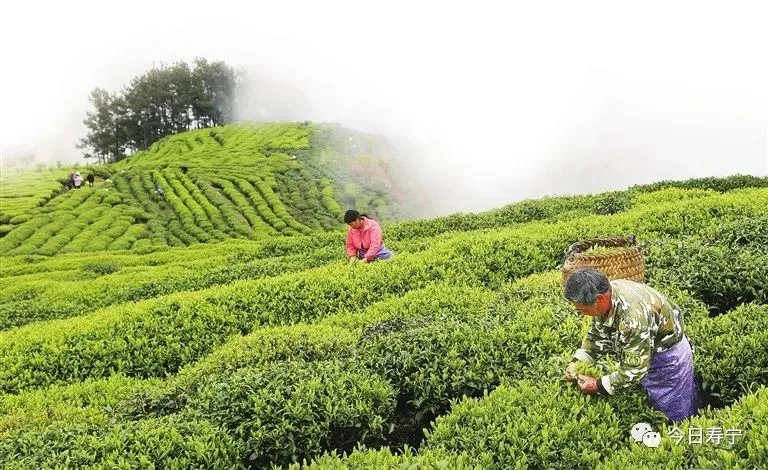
577,375,599,394
564,362,577,381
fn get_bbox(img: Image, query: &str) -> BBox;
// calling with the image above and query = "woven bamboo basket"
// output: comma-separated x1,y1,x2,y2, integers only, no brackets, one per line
561,235,645,286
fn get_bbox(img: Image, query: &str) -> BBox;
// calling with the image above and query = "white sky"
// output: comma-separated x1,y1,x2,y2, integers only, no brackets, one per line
1,1,767,215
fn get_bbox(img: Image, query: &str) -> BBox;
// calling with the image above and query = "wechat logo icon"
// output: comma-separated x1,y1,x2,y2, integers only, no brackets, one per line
631,422,661,448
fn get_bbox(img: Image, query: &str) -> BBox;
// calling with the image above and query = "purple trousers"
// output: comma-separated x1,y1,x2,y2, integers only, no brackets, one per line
356,244,393,261
640,335,700,423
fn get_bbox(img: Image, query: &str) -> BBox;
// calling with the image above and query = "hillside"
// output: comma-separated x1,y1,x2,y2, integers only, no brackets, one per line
1,146,767,467
0,122,411,256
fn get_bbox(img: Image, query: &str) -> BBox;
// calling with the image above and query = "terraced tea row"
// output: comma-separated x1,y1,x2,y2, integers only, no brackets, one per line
2,164,767,469
0,122,401,255
2,188,766,393
3,271,766,469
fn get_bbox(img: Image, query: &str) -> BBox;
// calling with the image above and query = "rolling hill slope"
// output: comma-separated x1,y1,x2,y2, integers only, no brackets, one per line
0,122,408,256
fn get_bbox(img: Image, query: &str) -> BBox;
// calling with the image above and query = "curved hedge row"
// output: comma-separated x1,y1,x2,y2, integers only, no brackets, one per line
185,360,394,468
162,169,224,239
230,176,291,233
0,415,244,470
153,170,212,243
689,303,768,405
0,275,763,468
0,247,342,330
175,170,234,235
0,215,53,253
283,292,767,469
196,177,253,238
210,176,278,237
7,214,77,255
1,188,764,391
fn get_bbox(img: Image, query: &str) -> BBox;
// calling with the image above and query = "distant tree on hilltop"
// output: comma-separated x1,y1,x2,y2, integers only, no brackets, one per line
78,58,239,163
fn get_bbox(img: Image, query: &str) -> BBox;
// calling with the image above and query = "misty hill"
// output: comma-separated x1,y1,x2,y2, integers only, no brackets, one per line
0,122,412,256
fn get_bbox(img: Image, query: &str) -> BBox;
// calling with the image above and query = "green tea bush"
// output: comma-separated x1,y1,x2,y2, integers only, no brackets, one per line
176,171,232,234
599,386,768,469
632,174,768,193
357,273,586,423
154,170,211,242
700,212,768,250
81,261,121,276
689,303,768,405
61,212,127,253
184,360,395,468
290,446,488,469
211,176,278,237
0,414,243,470
163,169,218,233
0,249,340,329
0,297,245,392
167,324,358,399
647,238,768,314
231,176,289,232
424,379,665,470
197,178,253,237
319,283,496,331
0,375,158,435
7,214,32,224
0,215,52,253
4,190,755,390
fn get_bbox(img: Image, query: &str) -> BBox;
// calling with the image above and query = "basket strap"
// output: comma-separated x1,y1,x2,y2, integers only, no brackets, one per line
564,235,637,259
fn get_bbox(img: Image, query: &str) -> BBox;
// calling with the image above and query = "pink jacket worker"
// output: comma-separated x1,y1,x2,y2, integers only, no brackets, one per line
344,210,394,263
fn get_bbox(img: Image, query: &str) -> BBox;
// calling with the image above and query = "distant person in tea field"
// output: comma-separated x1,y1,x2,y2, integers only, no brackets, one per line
563,268,700,423
86,173,95,187
344,210,393,263
72,171,84,189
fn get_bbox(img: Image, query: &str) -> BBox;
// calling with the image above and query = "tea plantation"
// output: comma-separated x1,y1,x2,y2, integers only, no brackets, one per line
1,123,767,469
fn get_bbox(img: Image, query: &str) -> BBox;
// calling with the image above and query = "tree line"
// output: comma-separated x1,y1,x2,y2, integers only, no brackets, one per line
78,58,239,164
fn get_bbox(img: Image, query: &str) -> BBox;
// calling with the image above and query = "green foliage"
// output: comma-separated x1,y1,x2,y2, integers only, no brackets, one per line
0,414,244,469
0,168,68,221
170,324,358,398
423,379,665,470
291,446,488,469
598,386,768,469
0,123,409,255
572,360,605,378
631,174,768,193
320,283,496,331
81,261,121,276
2,187,766,391
689,303,768,405
8,214,32,224
184,360,395,468
647,237,768,314
593,191,632,215
357,272,582,424
0,176,766,469
0,375,158,435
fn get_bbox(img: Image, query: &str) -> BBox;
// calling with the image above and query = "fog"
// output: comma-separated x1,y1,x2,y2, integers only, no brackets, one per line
1,1,766,216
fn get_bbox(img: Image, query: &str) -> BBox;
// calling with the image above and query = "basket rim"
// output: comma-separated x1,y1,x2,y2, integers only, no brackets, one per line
564,235,639,258
565,246,644,263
